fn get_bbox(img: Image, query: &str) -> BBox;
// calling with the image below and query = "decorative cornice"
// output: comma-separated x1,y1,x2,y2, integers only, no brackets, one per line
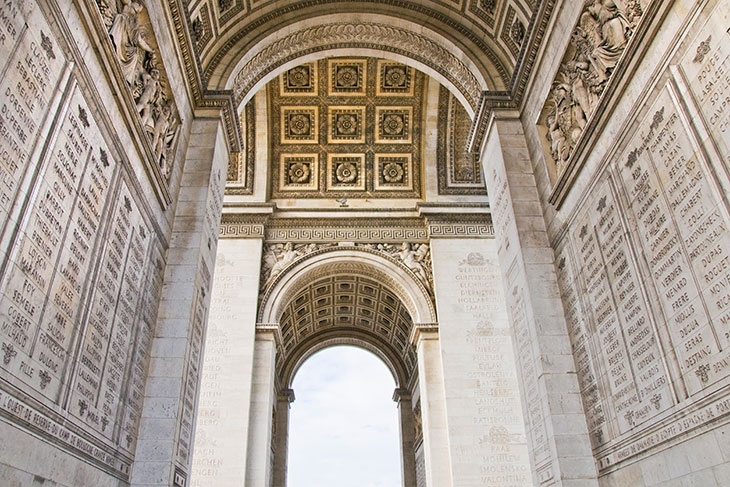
166,0,242,153
409,322,439,345
255,323,284,349
264,219,429,243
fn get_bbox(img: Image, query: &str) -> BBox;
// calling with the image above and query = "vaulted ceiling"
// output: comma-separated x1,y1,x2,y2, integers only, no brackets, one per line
277,274,417,384
185,0,542,90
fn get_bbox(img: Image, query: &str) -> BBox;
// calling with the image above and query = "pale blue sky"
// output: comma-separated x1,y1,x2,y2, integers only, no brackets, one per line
288,346,401,486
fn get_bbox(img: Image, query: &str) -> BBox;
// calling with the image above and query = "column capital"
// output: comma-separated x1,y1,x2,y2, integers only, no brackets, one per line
392,388,412,403
409,323,439,346
255,323,283,349
277,389,295,404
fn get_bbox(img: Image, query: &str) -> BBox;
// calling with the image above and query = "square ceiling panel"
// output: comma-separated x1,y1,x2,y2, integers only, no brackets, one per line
269,57,425,199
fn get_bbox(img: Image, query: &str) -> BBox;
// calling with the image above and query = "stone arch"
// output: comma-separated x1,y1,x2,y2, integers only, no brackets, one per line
213,14,499,116
259,246,437,325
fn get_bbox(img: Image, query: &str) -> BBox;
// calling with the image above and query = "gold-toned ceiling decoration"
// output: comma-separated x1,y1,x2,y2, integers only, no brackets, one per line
169,0,555,174
268,58,425,199
277,274,417,380
438,86,487,195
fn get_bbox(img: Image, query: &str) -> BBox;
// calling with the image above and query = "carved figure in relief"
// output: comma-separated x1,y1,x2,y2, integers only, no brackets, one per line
262,243,306,286
136,68,160,129
99,0,179,182
585,0,630,82
108,0,152,85
541,0,643,173
152,103,178,180
398,243,430,286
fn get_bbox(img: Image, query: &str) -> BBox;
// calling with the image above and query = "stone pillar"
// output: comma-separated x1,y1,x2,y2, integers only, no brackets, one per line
131,118,229,487
410,324,453,487
482,111,598,487
393,388,418,487
244,326,279,486
427,226,532,487
189,234,266,486
272,389,294,487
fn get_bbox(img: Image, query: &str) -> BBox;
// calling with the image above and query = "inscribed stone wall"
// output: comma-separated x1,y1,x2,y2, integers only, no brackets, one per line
431,238,531,487
539,0,730,478
190,238,263,487
0,0,173,483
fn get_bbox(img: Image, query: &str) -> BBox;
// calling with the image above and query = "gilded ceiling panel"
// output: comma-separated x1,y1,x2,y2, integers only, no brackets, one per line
269,57,425,199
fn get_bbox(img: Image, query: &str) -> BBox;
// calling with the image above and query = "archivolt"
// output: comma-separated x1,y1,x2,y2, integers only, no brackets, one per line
228,22,484,111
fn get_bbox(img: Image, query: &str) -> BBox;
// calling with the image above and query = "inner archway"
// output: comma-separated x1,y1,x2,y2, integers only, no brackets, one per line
265,250,430,487
288,346,401,486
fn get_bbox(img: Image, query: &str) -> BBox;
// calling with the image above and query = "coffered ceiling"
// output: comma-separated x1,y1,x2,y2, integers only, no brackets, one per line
268,57,425,199
277,274,418,382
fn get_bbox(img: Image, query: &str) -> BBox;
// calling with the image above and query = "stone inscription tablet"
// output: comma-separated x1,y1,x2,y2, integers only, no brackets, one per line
616,85,730,394
0,1,166,477
0,83,115,401
555,242,611,448
679,4,730,170
70,180,154,441
0,0,66,235
555,2,730,467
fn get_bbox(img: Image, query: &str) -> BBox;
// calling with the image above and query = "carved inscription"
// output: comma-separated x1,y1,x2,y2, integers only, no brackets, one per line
177,263,211,466
571,178,673,433
507,280,552,483
0,0,65,235
70,181,154,441
680,6,730,170
555,244,612,447
0,85,115,400
119,245,164,453
451,252,531,487
616,88,730,393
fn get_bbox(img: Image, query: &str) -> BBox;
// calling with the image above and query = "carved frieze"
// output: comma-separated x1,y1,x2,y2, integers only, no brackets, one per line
260,242,434,294
96,0,181,185
540,0,648,177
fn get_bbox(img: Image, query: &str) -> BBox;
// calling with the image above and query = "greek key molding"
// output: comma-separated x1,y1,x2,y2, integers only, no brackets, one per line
219,215,267,238
265,227,428,243
426,213,494,238
231,23,482,110
428,222,495,238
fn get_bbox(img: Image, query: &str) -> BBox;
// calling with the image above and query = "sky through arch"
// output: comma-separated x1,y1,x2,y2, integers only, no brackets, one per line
288,345,401,486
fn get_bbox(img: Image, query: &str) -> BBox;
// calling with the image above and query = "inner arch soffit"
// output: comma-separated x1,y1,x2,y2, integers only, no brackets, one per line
198,2,533,92
216,15,497,113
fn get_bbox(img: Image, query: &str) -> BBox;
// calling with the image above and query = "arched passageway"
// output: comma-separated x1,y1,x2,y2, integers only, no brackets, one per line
287,346,401,486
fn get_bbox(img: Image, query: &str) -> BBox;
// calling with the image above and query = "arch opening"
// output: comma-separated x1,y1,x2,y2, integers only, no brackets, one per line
287,345,402,486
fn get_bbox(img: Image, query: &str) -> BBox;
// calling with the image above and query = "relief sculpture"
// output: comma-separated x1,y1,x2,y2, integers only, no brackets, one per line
98,0,180,181
542,0,648,175
260,242,433,292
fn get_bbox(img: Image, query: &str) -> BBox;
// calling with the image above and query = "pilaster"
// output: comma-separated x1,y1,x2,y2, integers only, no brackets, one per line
244,326,279,486
393,388,418,487
410,324,453,487
131,117,228,487
482,112,598,487
272,389,295,487
188,235,266,486
428,231,532,487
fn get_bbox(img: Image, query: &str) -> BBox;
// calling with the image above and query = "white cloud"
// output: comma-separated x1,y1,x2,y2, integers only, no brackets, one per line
288,346,402,486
